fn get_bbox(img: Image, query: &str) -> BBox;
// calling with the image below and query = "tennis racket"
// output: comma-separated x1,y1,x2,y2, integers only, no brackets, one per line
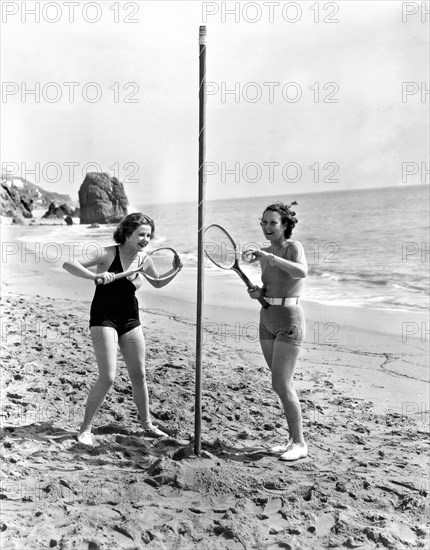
204,224,268,308
95,247,181,285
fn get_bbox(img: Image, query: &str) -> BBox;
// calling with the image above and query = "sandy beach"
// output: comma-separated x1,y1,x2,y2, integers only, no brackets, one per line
1,224,429,550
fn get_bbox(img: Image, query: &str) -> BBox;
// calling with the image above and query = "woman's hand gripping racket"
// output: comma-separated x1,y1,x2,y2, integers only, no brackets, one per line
95,247,181,285
204,224,268,308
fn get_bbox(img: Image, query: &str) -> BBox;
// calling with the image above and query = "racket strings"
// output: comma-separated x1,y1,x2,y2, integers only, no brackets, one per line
143,249,178,280
204,226,237,269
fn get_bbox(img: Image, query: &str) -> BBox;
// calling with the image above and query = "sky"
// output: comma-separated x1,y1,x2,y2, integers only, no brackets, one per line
1,0,429,206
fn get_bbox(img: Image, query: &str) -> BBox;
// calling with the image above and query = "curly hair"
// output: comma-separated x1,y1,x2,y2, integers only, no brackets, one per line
262,201,298,239
113,213,155,245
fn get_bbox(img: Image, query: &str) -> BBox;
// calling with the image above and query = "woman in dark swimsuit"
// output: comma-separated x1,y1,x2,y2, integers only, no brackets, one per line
246,202,308,461
63,213,181,446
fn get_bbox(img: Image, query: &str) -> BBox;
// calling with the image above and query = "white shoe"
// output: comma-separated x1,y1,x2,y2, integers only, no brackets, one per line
279,442,308,461
142,424,168,438
270,440,293,454
77,432,94,447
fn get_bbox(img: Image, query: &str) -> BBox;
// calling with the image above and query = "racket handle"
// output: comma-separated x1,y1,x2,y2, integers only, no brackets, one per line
234,268,269,309
258,296,269,309
94,267,141,285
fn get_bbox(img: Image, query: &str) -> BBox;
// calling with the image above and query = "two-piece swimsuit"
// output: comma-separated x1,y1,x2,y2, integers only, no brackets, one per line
259,245,305,347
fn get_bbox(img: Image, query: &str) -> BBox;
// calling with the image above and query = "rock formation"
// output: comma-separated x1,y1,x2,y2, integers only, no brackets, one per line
1,175,74,222
0,181,33,222
42,203,75,219
78,172,128,224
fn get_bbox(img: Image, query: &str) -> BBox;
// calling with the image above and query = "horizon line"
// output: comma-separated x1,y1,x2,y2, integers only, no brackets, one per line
140,182,428,207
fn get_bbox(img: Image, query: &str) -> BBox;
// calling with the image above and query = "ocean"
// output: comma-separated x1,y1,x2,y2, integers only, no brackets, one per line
14,185,429,313
138,184,429,312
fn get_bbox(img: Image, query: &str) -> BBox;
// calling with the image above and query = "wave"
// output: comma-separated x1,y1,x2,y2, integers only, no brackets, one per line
302,286,428,312
308,267,427,292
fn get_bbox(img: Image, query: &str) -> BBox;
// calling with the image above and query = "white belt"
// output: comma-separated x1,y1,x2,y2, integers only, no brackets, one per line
264,297,300,306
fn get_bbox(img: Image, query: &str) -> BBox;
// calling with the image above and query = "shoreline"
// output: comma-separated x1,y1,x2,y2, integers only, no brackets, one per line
2,217,428,315
1,224,429,549
2,264,429,416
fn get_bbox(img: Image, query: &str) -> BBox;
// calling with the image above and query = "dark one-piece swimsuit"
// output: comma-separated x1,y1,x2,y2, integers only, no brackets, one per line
89,246,141,336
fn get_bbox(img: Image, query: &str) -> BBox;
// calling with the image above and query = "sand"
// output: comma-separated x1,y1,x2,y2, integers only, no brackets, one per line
1,227,429,549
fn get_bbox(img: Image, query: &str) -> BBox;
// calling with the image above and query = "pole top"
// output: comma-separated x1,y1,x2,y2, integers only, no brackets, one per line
199,26,207,45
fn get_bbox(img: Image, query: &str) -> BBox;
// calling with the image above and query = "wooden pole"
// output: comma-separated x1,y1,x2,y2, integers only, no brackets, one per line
195,25,206,455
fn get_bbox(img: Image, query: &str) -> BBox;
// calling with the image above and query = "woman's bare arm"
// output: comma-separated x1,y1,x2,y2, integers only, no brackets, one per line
62,248,114,282
247,242,307,279
265,241,308,278
62,261,98,281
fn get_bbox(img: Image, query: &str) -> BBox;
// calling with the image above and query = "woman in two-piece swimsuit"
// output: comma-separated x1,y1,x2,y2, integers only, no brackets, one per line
63,213,181,446
246,202,308,461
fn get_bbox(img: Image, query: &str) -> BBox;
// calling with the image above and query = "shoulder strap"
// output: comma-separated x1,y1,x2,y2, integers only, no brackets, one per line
111,245,123,273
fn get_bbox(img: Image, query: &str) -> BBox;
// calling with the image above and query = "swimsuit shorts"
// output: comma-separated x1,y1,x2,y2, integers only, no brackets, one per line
259,303,305,346
89,310,141,338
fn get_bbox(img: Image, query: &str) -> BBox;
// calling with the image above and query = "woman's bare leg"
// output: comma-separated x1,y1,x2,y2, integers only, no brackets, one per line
260,339,294,441
80,326,118,434
270,340,304,444
119,327,167,437
118,327,150,426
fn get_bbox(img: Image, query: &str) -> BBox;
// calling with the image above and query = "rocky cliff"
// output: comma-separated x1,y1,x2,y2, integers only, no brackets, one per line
78,172,128,224
0,181,33,223
1,175,73,223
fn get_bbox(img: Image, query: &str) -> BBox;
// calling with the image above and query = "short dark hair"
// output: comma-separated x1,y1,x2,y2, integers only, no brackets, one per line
113,213,155,244
262,202,298,239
